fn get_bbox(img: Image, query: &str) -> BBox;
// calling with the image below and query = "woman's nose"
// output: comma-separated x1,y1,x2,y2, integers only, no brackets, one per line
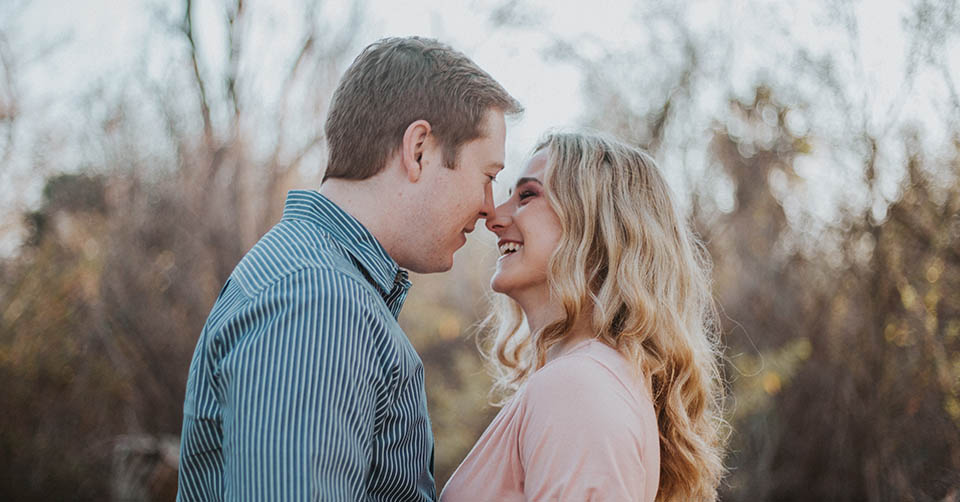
485,201,512,234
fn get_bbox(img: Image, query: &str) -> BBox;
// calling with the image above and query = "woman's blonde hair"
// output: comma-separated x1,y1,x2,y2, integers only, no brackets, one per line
481,131,726,501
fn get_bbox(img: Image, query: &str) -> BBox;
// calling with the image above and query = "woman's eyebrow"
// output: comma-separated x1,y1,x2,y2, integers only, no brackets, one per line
508,177,542,195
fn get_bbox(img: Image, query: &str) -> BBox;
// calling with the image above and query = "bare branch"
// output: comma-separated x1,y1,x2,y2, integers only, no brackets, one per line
939,61,960,125
268,33,316,166
224,0,244,123
282,34,316,106
181,0,214,148
0,32,17,167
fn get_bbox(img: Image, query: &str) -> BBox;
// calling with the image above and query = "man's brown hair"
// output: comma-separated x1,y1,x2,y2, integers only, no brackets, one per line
323,37,523,181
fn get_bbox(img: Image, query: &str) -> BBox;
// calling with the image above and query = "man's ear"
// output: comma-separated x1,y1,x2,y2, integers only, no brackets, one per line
401,119,432,183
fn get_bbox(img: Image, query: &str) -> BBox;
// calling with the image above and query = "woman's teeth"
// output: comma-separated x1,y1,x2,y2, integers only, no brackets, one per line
498,242,523,256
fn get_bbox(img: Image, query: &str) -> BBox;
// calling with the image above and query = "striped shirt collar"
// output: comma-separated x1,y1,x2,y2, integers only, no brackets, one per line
281,190,411,300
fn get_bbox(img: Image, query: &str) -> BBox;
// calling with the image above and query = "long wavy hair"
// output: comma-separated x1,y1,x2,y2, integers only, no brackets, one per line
481,131,727,501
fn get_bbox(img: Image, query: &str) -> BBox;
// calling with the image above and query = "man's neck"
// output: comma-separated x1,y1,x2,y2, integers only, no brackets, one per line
319,178,402,261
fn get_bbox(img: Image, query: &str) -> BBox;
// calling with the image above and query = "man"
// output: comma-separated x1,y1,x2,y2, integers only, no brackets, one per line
177,37,522,501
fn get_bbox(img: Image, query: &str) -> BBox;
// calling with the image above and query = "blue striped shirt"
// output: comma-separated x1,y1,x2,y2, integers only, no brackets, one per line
178,190,435,501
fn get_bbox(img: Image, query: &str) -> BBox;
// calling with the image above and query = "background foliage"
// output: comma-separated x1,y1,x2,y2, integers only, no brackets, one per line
1,0,958,500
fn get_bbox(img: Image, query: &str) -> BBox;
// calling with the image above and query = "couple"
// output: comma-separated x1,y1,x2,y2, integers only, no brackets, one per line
178,37,725,501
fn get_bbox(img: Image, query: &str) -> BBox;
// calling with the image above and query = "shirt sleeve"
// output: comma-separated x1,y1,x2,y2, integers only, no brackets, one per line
217,268,395,501
519,356,650,502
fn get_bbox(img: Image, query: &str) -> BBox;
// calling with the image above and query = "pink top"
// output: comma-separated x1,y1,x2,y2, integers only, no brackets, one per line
440,340,660,502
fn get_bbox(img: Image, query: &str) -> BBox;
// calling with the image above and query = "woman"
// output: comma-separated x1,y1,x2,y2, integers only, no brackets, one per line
441,132,726,501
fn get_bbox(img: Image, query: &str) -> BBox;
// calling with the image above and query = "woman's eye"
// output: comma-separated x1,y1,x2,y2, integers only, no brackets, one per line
487,175,497,183
518,190,536,201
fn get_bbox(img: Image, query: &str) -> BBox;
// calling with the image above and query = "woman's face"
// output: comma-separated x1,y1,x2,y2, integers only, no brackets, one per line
486,150,563,298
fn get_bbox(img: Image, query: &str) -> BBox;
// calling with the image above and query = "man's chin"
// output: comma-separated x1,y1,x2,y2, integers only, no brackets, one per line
405,255,454,274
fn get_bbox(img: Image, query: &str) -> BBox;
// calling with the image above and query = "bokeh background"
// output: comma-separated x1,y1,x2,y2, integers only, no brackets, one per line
1,0,959,500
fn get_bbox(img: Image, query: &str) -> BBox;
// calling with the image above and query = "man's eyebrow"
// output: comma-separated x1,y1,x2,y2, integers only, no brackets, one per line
508,177,542,195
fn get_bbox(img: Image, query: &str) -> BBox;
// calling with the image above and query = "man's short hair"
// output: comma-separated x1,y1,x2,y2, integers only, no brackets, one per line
323,37,523,181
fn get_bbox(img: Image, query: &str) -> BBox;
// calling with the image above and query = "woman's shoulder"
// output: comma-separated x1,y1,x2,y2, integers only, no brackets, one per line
516,340,660,490
522,340,652,417
528,340,639,387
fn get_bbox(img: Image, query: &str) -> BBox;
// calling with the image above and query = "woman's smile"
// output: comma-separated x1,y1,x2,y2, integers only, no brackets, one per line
497,240,524,260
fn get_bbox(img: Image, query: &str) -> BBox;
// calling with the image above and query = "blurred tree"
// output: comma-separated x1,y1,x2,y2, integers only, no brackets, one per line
1,174,126,499
705,91,960,501
0,0,366,499
528,0,960,499
4,0,960,500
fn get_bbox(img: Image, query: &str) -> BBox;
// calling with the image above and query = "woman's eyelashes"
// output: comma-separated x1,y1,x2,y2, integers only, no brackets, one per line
517,188,538,203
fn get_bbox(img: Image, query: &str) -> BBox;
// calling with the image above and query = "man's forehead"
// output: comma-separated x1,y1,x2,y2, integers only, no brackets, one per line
467,136,505,169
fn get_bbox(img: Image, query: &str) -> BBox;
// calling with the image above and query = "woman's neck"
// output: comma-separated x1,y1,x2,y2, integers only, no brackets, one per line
513,288,596,364
543,319,596,363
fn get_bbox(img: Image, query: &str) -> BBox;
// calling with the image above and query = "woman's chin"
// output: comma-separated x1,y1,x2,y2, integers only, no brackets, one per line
490,278,507,294
490,274,513,296
491,256,519,294
491,268,543,299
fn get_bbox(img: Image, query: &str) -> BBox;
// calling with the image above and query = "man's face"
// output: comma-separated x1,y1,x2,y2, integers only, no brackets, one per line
405,109,506,273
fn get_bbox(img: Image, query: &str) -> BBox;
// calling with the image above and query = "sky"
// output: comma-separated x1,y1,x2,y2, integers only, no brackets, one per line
2,0,581,198
1,0,957,256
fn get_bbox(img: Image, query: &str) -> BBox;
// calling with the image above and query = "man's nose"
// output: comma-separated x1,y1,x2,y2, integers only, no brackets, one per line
479,183,496,220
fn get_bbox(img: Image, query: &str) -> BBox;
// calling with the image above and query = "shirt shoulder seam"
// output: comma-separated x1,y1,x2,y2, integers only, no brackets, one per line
243,263,382,309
